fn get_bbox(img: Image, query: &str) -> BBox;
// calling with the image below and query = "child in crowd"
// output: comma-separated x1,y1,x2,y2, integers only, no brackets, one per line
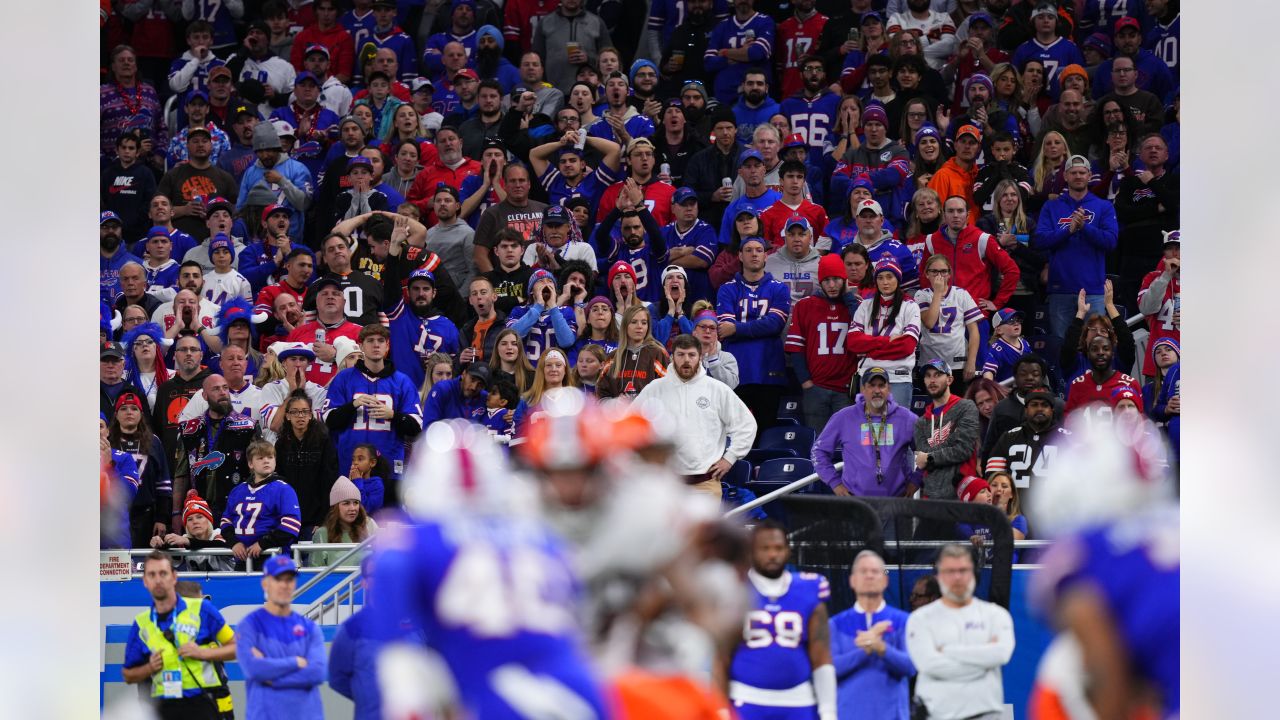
981,308,1031,382
955,475,995,561
572,344,608,395
205,233,253,305
483,376,521,439
151,490,235,572
142,227,180,299
221,440,302,564
346,443,386,514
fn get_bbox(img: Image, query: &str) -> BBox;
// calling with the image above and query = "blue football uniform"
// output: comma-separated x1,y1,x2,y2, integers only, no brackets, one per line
387,300,462,389
341,10,379,64
539,165,617,210
780,91,842,166
1078,0,1149,40
1033,508,1180,719
459,174,502,229
717,273,791,386
647,0,730,45
506,305,579,365
220,477,303,548
371,518,608,720
601,235,668,305
190,0,239,47
981,337,1032,383
1144,15,1180,83
323,365,424,477
703,12,777,104
730,570,831,719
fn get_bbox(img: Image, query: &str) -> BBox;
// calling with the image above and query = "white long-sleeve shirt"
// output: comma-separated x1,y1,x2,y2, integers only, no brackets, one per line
634,364,757,475
905,598,1015,720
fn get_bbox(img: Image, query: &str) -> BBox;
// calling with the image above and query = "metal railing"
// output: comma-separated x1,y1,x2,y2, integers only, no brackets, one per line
121,542,369,577
295,535,377,624
995,312,1146,388
725,462,835,518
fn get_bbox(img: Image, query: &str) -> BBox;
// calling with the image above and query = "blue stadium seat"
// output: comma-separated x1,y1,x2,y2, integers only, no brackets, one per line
774,417,801,426
758,426,817,456
745,448,797,467
1030,304,1051,335
722,459,752,488
755,458,816,486
777,396,803,420
1029,334,1066,390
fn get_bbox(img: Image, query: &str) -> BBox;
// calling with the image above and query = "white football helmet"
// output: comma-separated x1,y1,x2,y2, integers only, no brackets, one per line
400,419,537,518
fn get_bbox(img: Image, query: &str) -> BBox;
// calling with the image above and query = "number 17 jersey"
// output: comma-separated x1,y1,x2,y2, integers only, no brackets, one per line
731,569,830,692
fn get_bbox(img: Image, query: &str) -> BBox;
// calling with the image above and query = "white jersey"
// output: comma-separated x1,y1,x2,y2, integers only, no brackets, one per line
914,286,982,368
179,381,265,427
523,240,598,272
886,10,957,69
850,296,921,383
204,269,254,306
257,378,329,442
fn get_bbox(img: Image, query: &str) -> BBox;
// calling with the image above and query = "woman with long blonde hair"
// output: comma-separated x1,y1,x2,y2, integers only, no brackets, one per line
1029,130,1070,214
489,327,535,392
596,305,669,399
523,348,581,409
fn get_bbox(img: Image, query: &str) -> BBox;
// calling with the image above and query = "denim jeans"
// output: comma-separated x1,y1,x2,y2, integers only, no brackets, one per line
802,384,853,433
1047,293,1105,340
890,381,914,408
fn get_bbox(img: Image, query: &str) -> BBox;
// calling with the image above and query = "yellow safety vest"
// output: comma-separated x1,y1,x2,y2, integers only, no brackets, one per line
133,597,224,698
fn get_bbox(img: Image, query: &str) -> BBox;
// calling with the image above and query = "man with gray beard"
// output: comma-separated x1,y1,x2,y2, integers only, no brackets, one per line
905,544,1015,720
173,372,260,528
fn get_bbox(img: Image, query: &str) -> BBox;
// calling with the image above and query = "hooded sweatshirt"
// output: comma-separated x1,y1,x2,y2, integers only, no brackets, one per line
813,394,920,496
634,362,757,475
763,245,823,304
912,394,979,499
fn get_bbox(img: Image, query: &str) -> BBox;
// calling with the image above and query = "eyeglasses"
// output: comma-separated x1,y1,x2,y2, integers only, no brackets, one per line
285,410,311,417
925,269,950,276
907,111,927,118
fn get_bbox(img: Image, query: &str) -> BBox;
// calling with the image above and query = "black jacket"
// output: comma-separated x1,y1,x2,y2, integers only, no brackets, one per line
275,423,340,528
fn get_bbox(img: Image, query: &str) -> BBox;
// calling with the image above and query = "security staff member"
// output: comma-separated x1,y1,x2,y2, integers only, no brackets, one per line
122,551,237,720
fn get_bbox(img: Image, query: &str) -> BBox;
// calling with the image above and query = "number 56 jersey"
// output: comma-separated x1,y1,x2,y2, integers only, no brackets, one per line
731,569,830,692
371,517,609,720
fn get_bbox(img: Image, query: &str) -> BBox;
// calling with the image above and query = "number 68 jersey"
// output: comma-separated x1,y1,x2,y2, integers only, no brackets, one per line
731,569,830,692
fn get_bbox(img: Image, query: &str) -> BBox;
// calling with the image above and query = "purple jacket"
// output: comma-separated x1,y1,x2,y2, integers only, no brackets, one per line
812,395,920,497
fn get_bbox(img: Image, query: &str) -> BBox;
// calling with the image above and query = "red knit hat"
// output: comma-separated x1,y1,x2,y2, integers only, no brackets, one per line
182,490,214,526
818,253,846,282
957,476,991,503
607,261,637,289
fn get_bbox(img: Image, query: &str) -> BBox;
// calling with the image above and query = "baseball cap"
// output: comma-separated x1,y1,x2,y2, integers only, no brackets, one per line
542,205,571,226
660,265,687,285
1030,2,1058,19
861,366,890,384
371,0,397,8
411,77,435,93
740,235,768,251
347,155,374,173
295,71,320,86
860,10,884,25
738,148,765,164
408,268,436,286
784,215,811,233
626,137,655,156
231,103,259,121
454,68,479,82
304,43,330,58
921,358,952,376
783,132,806,150
1114,16,1141,33
673,186,698,204
208,64,232,81
310,276,343,295
482,137,507,154
185,88,210,104
862,104,888,127
849,174,874,193
955,124,983,142
277,342,317,362
261,204,290,224
205,196,234,215
735,206,762,220
101,341,126,360
1064,154,1091,170
186,125,212,140
209,233,233,254
1024,387,1056,406
1083,33,1113,55
465,362,492,386
966,11,993,27
271,119,297,139
855,198,883,217
100,210,122,226
1162,229,1181,246
146,226,171,240
262,555,298,577
992,308,1024,330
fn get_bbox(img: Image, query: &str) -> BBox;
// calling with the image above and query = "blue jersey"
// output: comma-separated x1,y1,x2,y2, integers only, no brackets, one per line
269,106,341,178
647,0,729,45
459,174,502,228
586,114,655,146
661,220,719,303
506,305,579,364
143,260,181,294
1033,509,1180,719
422,30,478,77
732,97,781,148
1079,0,1149,40
717,273,791,386
703,12,777,103
731,570,831,691
719,189,782,246
191,0,240,47
131,227,197,260
369,27,418,81
1010,38,1084,98
220,477,302,547
981,337,1031,383
780,91,842,166
342,11,379,72
371,518,608,720
539,165,616,210
602,237,668,305
862,236,919,291
387,302,462,389
1144,15,1180,83
323,365,424,477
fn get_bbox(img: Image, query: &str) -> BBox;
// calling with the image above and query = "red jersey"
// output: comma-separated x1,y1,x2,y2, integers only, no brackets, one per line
254,280,307,318
785,294,855,392
1065,370,1142,417
290,25,356,80
504,0,560,52
776,12,829,97
406,155,482,222
918,226,1019,314
596,178,676,227
760,198,830,248
286,320,363,386
1137,268,1179,378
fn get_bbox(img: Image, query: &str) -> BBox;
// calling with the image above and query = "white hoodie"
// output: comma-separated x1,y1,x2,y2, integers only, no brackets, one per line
634,363,757,475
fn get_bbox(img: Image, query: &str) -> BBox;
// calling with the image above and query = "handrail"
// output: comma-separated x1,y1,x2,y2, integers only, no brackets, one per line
293,535,376,600
724,463,836,518
124,546,281,573
995,312,1147,389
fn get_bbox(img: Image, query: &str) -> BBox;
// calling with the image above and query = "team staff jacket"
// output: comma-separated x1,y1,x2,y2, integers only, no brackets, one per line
918,226,1021,314
323,359,423,477
124,595,233,700
175,411,258,520
829,600,916,720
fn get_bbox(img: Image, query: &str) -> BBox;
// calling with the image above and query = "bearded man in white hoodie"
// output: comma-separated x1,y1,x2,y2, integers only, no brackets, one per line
635,334,757,500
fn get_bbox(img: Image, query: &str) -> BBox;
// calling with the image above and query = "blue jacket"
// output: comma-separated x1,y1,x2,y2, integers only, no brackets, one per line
329,607,383,720
236,158,314,242
1033,191,1118,295
812,395,919,496
421,377,488,428
239,241,316,292
237,609,327,720
732,96,781,147
101,247,144,304
830,602,915,720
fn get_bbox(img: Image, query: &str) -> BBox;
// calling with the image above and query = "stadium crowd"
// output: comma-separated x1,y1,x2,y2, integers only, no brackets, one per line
99,0,1181,717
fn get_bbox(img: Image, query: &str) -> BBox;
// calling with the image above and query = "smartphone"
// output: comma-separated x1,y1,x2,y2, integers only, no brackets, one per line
847,27,861,45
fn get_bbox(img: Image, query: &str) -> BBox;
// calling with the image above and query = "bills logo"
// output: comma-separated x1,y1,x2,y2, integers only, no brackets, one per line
1056,208,1096,229
291,140,322,160
1132,188,1156,201
191,451,226,475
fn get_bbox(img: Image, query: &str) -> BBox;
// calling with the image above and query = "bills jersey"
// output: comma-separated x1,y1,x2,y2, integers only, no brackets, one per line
648,0,730,45
189,0,239,47
776,13,829,98
204,268,253,306
341,10,377,66
322,364,423,476
780,90,841,165
1032,508,1179,719
1010,38,1084,97
661,220,719,303
1144,14,1180,82
602,239,668,305
760,199,829,249
387,303,462,390
371,517,608,720
219,478,302,547
286,321,363,387
1137,269,1178,378
539,165,616,211
505,306,578,365
731,570,830,695
982,337,1032,383
717,273,792,386
1064,370,1142,418
704,12,777,103
913,286,982,365
785,295,854,393
459,174,504,229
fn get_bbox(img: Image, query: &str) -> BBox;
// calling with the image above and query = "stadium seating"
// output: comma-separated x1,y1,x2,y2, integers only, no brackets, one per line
758,426,817,456
745,448,798,468
722,459,752,488
755,458,816,487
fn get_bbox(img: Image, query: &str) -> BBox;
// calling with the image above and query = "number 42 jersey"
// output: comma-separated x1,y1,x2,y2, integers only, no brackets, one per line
731,569,830,697
371,517,609,720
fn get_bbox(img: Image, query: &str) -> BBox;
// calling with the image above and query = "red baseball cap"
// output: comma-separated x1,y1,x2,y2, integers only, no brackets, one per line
1114,16,1141,33
454,68,479,82
261,204,290,224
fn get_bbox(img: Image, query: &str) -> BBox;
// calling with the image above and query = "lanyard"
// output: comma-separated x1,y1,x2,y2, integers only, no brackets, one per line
868,413,886,484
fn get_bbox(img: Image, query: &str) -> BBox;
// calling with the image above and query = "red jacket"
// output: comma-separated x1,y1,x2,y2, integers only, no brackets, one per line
919,225,1019,314
407,155,482,221
760,198,830,249
290,25,356,80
